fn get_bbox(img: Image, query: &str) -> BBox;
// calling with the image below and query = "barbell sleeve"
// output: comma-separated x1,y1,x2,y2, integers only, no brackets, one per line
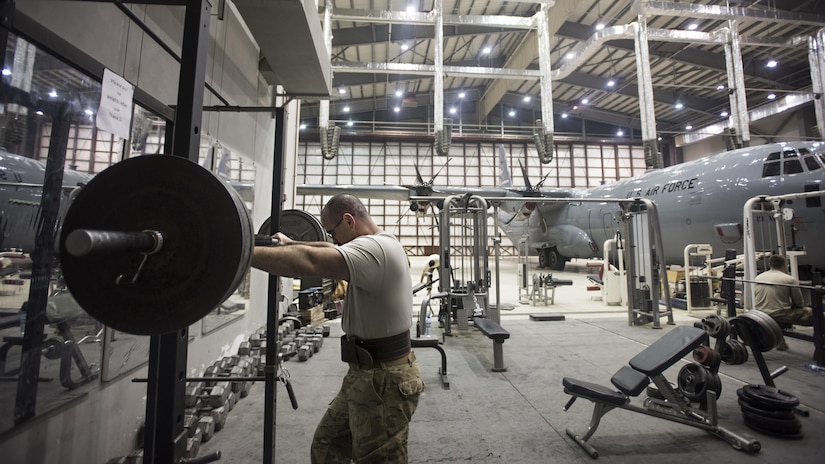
65,229,164,257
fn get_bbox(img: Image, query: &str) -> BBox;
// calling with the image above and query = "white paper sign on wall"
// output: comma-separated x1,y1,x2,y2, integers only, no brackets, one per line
96,68,134,140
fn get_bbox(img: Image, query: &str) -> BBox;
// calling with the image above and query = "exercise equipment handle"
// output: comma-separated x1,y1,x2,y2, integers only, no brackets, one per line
65,229,163,257
254,234,280,247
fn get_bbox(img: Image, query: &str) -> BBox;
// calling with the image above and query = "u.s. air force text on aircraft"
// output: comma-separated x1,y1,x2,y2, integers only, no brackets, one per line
626,177,698,198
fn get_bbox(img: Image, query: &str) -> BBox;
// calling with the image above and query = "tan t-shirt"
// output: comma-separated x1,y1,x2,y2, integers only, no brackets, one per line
337,232,412,339
753,269,804,312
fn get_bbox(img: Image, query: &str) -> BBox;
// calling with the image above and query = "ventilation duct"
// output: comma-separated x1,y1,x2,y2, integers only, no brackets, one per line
532,120,554,164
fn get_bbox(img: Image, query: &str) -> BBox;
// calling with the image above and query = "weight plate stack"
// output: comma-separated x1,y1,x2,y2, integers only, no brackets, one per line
737,385,803,439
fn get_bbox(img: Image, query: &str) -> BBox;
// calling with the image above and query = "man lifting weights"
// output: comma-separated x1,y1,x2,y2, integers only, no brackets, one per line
252,193,425,463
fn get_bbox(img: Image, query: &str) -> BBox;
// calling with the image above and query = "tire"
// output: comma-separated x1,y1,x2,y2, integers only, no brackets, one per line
547,247,566,271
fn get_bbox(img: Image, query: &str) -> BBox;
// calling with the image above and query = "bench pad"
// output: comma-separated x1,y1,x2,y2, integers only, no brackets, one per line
563,377,628,406
610,365,650,397
629,326,707,376
411,338,439,348
473,317,510,341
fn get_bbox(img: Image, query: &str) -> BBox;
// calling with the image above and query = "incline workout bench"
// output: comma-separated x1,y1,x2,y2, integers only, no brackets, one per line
562,325,760,458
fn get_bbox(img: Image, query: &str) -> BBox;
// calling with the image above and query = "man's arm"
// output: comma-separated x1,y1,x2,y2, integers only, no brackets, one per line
790,284,806,310
252,237,349,280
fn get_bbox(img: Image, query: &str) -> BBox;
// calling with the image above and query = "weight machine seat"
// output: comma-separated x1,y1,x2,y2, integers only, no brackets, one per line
628,326,708,376
562,377,628,407
472,317,510,341
587,275,603,286
610,365,650,397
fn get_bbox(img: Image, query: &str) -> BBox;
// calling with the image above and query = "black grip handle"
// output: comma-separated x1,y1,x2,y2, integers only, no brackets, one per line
254,234,279,247
284,377,299,410
65,229,162,257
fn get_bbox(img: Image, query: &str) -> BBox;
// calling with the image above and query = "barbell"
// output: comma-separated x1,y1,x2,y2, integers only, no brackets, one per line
58,154,326,336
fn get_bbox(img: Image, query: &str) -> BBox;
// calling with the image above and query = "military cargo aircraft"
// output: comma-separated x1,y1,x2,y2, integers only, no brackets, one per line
0,151,93,254
298,141,825,273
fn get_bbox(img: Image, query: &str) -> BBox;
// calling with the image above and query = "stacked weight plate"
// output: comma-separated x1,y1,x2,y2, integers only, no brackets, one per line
737,384,803,439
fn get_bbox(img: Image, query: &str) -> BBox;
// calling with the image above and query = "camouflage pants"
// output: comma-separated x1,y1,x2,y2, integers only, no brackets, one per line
311,351,425,464
765,306,814,326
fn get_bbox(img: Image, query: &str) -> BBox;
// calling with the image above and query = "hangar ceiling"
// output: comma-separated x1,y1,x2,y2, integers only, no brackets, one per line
290,0,825,142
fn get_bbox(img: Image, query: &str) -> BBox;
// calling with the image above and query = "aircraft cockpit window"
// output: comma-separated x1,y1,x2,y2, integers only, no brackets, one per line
782,149,798,158
762,160,781,177
784,158,804,174
803,155,822,171
766,152,781,161
798,148,811,156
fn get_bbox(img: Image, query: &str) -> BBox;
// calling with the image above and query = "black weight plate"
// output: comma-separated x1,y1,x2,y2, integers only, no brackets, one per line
736,311,780,352
60,155,253,335
677,363,710,401
258,210,326,242
701,314,730,339
742,410,802,433
742,384,800,409
737,398,796,420
742,419,804,440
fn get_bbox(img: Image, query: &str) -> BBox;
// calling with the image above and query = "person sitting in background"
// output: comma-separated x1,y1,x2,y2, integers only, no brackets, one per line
753,254,813,350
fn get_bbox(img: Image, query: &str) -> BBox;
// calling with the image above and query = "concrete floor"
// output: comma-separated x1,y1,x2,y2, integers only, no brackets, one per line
199,256,825,463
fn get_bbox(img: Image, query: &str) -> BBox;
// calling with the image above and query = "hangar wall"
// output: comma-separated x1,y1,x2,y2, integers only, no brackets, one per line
295,139,648,254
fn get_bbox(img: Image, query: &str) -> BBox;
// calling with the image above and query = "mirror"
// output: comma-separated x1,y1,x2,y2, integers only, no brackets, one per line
200,142,255,335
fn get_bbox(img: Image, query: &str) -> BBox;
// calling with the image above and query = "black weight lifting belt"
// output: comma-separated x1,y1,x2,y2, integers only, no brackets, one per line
340,331,411,365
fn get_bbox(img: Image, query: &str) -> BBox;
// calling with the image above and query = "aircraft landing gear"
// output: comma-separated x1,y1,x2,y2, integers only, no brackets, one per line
539,247,566,271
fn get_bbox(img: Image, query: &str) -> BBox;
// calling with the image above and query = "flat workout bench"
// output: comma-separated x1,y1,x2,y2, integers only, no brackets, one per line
472,317,509,372
562,326,760,459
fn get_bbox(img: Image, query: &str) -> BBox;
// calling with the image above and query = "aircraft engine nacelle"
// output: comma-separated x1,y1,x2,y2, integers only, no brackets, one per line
545,224,599,259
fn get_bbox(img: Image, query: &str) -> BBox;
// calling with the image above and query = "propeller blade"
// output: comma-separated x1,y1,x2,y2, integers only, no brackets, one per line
518,160,534,191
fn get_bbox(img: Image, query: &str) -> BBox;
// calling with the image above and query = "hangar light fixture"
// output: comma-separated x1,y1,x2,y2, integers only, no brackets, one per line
300,123,307,130
675,102,684,109
523,95,531,102
566,52,575,60
459,91,466,99
616,129,624,137
581,98,589,105
508,109,516,117
595,23,605,31
36,110,44,116
346,120,353,127
766,59,778,68
716,84,726,91
1,68,10,76
395,90,403,97
720,111,729,117
449,107,457,114
685,124,693,131
343,106,350,112
49,90,58,98
394,106,400,113
482,46,492,55
687,23,699,30
400,43,409,51
767,93,777,100
338,87,346,95
607,79,615,87
561,113,568,118
406,5,415,13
